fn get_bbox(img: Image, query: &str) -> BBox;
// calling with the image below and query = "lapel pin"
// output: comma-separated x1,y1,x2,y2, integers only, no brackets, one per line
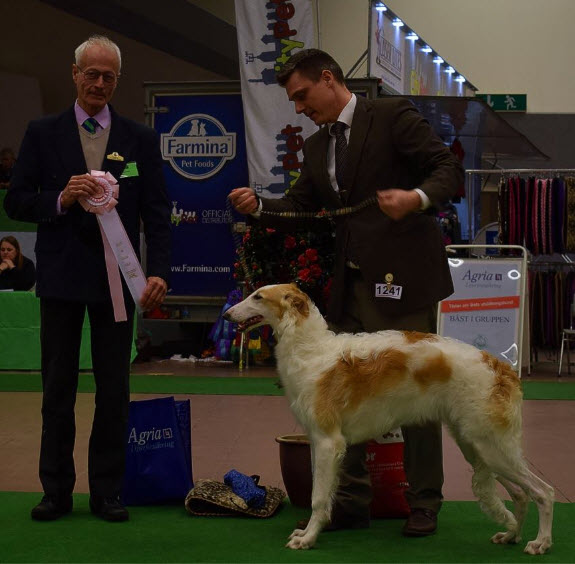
385,273,394,291
107,151,124,161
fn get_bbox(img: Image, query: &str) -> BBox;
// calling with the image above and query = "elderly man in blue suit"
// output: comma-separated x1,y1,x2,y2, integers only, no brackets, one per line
4,35,171,522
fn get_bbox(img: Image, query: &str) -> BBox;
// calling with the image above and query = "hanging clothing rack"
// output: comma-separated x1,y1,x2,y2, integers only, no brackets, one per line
464,168,575,242
466,169,575,175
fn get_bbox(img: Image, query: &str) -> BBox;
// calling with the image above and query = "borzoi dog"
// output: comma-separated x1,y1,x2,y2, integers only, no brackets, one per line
224,284,554,554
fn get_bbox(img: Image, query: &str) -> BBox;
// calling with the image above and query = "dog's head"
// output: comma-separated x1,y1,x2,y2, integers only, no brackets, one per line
223,283,310,332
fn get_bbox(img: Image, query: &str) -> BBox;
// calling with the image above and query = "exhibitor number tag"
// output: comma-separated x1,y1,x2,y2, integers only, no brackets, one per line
375,283,403,300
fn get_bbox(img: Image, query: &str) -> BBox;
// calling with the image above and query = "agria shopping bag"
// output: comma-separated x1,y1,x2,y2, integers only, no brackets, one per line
122,396,193,505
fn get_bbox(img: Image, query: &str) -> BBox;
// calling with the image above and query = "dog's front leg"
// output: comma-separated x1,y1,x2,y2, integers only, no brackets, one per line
286,433,346,550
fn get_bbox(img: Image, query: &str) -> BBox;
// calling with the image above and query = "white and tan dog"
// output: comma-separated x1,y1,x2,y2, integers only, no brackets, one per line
224,283,554,554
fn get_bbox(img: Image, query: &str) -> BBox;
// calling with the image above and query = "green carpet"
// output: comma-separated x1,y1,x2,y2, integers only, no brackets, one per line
0,492,573,563
521,381,575,400
0,372,283,396
1,372,575,399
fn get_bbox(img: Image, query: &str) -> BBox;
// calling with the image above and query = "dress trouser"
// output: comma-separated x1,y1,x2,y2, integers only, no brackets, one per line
39,297,134,499
327,268,444,521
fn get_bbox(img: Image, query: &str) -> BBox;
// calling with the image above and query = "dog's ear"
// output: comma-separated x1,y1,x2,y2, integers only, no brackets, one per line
284,288,309,318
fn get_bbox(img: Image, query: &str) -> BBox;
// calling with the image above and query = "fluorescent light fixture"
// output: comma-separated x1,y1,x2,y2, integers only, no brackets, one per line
392,18,404,27
374,2,387,11
445,66,455,74
433,56,444,64
406,32,419,41
455,74,466,82
420,45,432,53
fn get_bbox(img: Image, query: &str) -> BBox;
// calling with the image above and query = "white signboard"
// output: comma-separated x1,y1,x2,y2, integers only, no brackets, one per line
438,256,525,372
369,9,405,94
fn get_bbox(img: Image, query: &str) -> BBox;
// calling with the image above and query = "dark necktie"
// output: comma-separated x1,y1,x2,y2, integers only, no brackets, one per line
332,121,348,190
82,117,99,134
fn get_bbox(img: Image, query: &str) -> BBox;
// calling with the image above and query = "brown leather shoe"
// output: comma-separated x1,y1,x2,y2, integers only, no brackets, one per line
402,508,437,537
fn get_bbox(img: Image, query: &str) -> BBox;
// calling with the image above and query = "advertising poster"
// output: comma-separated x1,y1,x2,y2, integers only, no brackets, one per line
154,91,249,297
369,8,405,94
438,257,524,369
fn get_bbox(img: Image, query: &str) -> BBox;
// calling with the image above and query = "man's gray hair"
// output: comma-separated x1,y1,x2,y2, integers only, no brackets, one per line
75,35,122,70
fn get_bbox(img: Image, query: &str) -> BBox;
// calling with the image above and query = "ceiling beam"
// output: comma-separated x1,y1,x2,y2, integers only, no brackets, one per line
39,0,239,78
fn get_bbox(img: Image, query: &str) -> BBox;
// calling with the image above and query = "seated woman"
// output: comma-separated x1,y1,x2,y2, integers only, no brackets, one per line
0,235,36,291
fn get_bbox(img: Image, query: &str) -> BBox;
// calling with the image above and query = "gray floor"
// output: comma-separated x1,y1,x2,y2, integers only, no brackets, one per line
1,358,574,505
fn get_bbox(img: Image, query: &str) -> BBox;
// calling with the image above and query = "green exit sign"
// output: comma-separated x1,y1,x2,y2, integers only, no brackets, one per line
476,93,527,112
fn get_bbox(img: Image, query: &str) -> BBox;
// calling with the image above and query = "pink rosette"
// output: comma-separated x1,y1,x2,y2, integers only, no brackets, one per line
80,170,119,214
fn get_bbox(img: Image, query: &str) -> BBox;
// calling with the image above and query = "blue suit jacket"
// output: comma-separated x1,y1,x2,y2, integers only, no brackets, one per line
4,105,171,302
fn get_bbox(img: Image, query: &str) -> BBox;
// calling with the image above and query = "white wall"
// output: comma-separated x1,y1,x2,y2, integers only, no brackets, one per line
321,0,575,113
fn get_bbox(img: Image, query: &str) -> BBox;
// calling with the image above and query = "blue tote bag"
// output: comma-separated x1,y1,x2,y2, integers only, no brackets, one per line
122,396,193,505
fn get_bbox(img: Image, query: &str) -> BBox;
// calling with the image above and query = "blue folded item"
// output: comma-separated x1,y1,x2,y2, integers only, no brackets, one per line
224,469,267,508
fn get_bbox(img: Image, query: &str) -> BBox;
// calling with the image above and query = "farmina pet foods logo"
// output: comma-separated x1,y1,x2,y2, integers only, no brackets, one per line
161,114,236,180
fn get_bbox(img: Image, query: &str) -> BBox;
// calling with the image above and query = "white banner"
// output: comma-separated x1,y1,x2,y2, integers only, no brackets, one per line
235,0,317,198
369,8,405,94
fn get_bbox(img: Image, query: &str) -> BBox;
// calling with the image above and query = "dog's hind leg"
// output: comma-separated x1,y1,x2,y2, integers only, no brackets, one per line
493,476,529,544
449,429,520,542
471,465,519,539
519,470,554,555
286,432,346,550
471,439,554,554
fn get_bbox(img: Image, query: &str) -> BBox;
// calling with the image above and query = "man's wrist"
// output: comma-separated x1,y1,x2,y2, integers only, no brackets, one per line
413,188,430,210
253,192,261,213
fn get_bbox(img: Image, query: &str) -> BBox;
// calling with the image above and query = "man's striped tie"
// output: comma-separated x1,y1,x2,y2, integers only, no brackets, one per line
332,121,348,190
82,117,98,134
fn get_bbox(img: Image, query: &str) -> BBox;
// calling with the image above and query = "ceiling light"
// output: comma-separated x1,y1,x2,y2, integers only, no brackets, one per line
374,2,387,11
421,45,432,53
433,56,444,64
392,18,404,27
455,74,466,83
445,66,455,74
406,32,419,41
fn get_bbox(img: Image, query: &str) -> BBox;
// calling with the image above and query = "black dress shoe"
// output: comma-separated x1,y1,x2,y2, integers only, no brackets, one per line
31,495,73,521
402,508,437,537
89,496,129,522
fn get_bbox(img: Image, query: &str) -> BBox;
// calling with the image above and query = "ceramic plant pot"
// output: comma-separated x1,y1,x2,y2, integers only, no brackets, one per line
275,434,312,508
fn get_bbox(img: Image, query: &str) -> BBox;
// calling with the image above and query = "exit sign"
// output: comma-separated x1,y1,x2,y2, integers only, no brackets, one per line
476,93,527,112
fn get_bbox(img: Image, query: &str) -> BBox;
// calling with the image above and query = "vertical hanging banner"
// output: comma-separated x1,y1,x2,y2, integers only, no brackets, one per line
154,89,249,296
235,0,317,198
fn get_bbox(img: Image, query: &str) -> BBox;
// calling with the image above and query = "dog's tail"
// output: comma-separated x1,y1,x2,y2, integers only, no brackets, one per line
482,351,523,433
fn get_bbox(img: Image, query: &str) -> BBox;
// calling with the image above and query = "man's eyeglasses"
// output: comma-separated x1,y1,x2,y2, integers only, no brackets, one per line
76,66,120,84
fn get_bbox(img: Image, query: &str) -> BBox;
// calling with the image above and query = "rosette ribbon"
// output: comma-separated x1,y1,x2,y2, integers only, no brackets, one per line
80,170,147,322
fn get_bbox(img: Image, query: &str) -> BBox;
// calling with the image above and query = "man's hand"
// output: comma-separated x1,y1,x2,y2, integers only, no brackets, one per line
140,276,168,311
60,174,102,209
229,187,258,215
376,189,422,221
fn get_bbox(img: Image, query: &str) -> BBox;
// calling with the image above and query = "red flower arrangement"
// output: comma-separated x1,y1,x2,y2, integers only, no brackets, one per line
234,223,335,313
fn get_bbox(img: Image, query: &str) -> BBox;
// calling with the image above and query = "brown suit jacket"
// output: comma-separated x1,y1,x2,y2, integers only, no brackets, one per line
260,95,464,321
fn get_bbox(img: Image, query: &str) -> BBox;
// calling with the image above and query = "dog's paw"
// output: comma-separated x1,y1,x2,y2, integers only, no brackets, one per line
491,531,521,545
524,538,552,555
288,528,306,539
286,535,314,550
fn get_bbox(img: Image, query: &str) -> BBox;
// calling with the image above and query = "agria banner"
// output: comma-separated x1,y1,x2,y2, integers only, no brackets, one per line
155,91,249,296
234,0,317,198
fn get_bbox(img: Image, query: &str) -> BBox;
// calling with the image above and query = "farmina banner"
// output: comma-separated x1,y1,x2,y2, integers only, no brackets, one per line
235,0,317,198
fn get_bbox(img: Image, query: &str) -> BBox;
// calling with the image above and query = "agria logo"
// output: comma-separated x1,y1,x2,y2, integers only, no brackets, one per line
161,114,236,180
